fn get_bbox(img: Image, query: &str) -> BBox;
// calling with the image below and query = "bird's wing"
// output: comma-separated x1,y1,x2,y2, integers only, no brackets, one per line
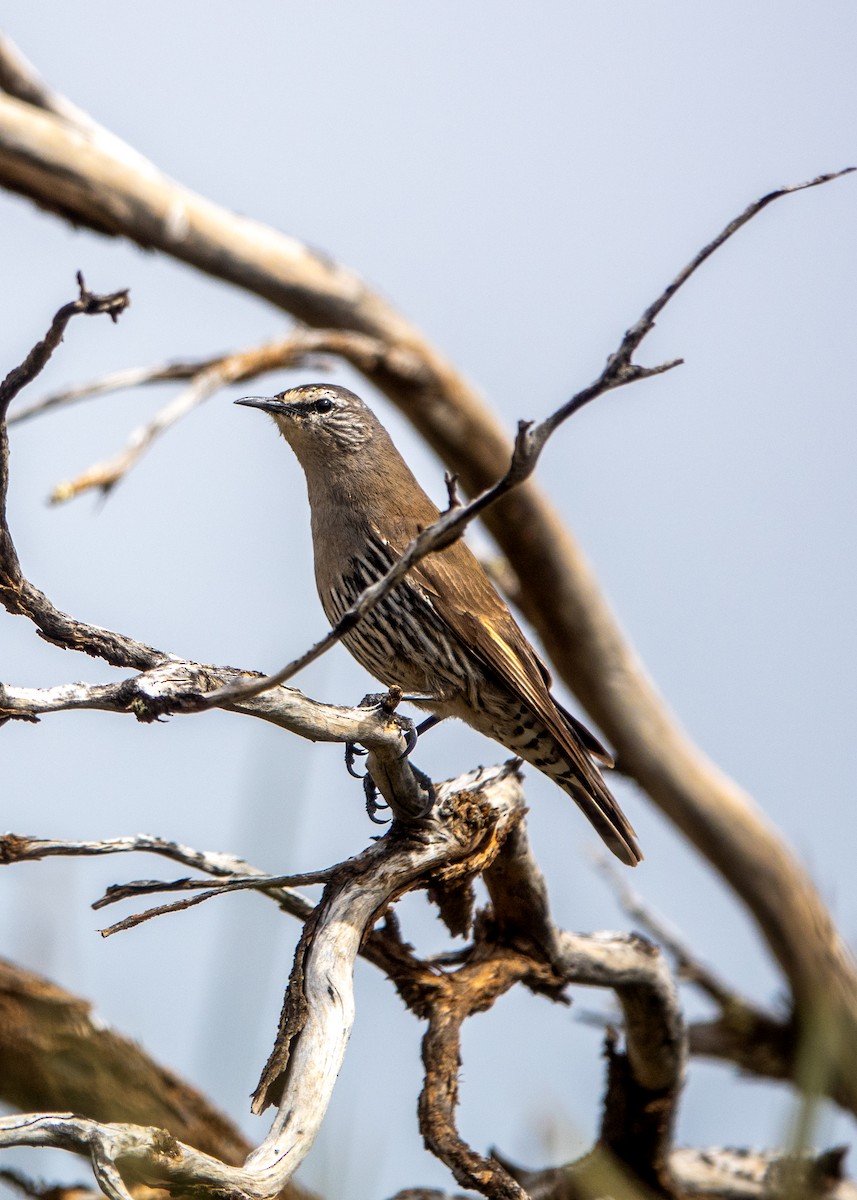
379,528,639,865
408,537,614,766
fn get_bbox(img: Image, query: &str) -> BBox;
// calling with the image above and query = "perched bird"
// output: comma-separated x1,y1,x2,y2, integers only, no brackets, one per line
236,384,641,866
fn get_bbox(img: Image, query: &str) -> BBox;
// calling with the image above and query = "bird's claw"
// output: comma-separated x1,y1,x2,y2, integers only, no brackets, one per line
410,766,437,819
395,712,444,760
364,774,391,824
345,741,369,778
398,719,419,759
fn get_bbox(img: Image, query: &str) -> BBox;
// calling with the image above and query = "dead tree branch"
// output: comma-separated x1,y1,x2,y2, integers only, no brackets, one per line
0,661,432,821
8,327,422,430
505,1144,857,1200
599,862,823,1108
0,763,689,1200
19,328,418,503
0,765,530,1199
0,959,249,1166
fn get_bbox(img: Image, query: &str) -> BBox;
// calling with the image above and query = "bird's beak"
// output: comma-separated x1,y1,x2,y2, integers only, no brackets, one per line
235,395,295,416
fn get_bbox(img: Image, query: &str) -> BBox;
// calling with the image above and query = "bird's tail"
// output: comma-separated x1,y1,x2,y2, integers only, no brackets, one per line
551,761,642,867
501,704,642,866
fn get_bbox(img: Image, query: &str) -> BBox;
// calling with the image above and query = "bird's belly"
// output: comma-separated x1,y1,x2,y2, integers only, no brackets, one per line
323,571,470,701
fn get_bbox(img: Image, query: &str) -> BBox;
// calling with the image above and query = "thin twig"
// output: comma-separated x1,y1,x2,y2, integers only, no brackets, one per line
10,327,424,428
597,856,735,1005
50,365,229,502
93,868,333,938
97,886,252,937
94,868,332,909
202,171,855,710
11,326,423,502
0,831,318,927
0,274,128,416
8,361,198,424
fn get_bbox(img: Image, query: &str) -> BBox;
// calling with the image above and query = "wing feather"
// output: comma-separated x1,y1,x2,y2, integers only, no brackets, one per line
410,537,604,766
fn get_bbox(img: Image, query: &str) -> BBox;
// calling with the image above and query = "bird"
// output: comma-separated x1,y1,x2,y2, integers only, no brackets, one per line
235,383,641,866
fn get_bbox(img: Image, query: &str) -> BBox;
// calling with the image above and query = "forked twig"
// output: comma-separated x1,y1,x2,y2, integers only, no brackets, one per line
93,868,332,938
10,326,423,503
202,168,854,710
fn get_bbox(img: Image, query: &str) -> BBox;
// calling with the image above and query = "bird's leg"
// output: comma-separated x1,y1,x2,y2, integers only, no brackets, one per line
415,712,445,738
400,692,454,745
394,713,443,760
345,690,399,777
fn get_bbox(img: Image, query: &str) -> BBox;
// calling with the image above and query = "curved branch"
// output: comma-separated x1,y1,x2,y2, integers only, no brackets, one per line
0,662,432,821
0,764,526,1199
0,959,250,1166
0,279,162,670
35,328,412,502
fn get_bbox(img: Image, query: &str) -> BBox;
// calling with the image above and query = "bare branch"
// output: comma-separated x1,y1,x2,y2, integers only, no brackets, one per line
0,830,318,930
50,367,227,503
92,867,332,938
598,857,737,1006
0,281,168,670
0,764,524,1199
38,327,416,501
0,781,691,1199
595,860,843,1109
482,799,561,961
534,167,856,444
506,1144,856,1200
203,169,855,712
0,958,251,1167
0,36,158,174
9,361,204,424
0,660,434,820
419,995,530,1200
0,34,92,122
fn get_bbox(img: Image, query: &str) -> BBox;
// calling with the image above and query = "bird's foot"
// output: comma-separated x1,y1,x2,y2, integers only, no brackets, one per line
345,740,369,778
363,765,435,823
409,766,437,819
392,712,444,760
363,774,391,824
359,688,403,714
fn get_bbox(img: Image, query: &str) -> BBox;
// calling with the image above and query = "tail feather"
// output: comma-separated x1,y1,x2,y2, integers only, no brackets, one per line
501,726,642,865
553,698,614,767
449,693,642,865
557,768,642,867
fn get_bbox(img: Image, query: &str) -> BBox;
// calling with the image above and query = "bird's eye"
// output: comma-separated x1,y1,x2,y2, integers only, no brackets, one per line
313,397,335,414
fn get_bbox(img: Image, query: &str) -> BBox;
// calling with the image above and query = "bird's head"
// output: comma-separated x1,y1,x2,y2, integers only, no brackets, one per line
235,384,379,464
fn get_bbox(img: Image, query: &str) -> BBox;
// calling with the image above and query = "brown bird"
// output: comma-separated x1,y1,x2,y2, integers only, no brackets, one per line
236,384,641,865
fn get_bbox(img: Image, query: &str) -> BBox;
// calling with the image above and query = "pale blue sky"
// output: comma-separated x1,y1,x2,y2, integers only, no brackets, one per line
1,5,856,1197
